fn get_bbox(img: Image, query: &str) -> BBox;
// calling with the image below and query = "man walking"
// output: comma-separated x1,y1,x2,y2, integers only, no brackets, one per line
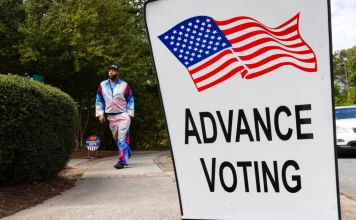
96,64,134,169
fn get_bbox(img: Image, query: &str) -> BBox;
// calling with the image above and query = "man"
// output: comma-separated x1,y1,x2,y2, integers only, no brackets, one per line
96,64,134,169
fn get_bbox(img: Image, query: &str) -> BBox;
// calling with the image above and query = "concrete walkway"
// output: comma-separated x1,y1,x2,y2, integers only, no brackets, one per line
2,151,181,220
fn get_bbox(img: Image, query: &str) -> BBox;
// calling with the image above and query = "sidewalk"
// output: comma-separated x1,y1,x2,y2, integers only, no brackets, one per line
2,151,181,220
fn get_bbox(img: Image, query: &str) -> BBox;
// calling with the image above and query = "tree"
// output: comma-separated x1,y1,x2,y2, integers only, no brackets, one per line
18,0,167,149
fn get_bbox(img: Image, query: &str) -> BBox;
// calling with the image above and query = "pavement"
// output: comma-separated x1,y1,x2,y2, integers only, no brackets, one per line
2,151,181,220
3,152,356,220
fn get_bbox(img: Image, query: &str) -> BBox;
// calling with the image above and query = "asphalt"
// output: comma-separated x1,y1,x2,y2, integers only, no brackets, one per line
2,151,181,220
338,156,356,200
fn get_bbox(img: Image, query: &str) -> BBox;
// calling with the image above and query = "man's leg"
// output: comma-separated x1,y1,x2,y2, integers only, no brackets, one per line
116,114,131,167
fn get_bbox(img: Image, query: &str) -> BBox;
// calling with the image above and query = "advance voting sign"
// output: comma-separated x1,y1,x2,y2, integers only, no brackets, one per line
144,0,340,219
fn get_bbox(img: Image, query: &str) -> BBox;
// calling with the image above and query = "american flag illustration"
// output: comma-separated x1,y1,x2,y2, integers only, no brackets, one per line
158,13,317,92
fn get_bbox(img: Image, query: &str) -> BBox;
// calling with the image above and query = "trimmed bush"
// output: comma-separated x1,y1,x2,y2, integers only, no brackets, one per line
0,75,78,183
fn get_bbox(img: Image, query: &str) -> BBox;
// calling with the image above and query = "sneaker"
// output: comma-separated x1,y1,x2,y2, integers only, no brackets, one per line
114,164,124,169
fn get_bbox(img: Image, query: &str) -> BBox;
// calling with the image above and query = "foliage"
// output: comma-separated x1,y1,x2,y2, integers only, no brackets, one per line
0,75,78,183
17,0,167,149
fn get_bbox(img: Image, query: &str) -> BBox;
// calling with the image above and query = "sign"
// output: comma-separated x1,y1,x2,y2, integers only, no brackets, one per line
86,135,100,151
144,0,340,219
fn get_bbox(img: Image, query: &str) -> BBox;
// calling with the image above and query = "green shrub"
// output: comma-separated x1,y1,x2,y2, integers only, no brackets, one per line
0,75,78,183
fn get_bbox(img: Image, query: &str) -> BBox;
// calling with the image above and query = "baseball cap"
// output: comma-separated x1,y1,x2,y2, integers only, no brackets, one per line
108,64,119,71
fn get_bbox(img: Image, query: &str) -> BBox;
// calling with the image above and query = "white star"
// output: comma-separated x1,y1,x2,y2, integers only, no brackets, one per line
211,36,215,40
202,44,206,48
170,41,174,45
180,49,184,53
178,37,182,41
184,39,188,42
213,30,217,34
199,49,203,53
222,43,227,47
185,61,189,65
190,58,194,61
215,42,220,46
207,46,212,49
198,54,202,58
209,41,213,45
188,22,193,26
206,18,211,22
190,36,195,39
205,51,210,54
179,32,183,35
203,39,207,43
188,46,192,49
197,38,201,41
187,28,191,32
180,25,185,29
200,27,205,31
176,42,180,46
206,29,211,33
213,47,217,51
184,56,188,60
164,36,169,40
182,44,186,48
186,51,190,54
179,54,183,58
171,36,175,40
194,25,199,29
192,53,196,56
204,34,209,38
196,19,200,23
174,48,178,51
173,30,177,34
208,24,212,28
202,22,206,26
192,30,197,34
185,33,189,37
189,41,194,44
195,43,200,46
217,37,222,40
198,32,203,36
194,48,198,51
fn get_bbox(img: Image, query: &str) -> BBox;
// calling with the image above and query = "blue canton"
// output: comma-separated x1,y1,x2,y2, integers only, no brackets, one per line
158,16,232,68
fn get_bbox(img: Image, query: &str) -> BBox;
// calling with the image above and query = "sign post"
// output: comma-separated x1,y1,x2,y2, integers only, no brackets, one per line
86,135,101,158
144,0,340,219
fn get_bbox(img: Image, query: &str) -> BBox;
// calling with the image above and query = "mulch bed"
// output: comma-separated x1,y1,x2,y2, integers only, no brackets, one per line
0,177,76,219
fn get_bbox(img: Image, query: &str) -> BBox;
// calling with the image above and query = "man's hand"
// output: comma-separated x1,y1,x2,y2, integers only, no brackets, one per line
99,115,106,124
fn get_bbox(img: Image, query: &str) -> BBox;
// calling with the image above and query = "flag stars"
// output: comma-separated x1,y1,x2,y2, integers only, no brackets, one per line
171,36,175,40
200,27,205,31
203,39,207,43
180,49,184,53
196,19,200,23
206,18,211,22
192,53,196,56
176,42,180,46
188,22,193,26
178,37,182,41
204,34,209,38
197,38,201,41
211,36,215,40
185,62,189,65
209,41,213,45
182,44,186,48
184,39,188,43
198,32,203,36
187,28,191,32
178,54,183,58
206,29,211,33
198,54,202,58
222,43,227,47
202,22,206,26
164,36,169,40
192,30,197,34
173,48,178,51
217,36,222,40
212,30,217,34
215,42,220,46
213,47,217,51
180,25,185,29
190,36,195,39
194,48,198,51
189,41,194,44
184,56,188,60
205,51,210,54
202,44,206,48
199,49,203,53
173,30,177,34
208,24,212,28
190,58,194,61
170,41,174,45
188,46,192,50
195,43,200,46
207,46,212,49
179,32,183,35
186,51,190,55
185,33,189,37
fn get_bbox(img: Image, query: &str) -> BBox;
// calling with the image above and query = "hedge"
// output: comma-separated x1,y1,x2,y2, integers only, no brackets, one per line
0,75,78,183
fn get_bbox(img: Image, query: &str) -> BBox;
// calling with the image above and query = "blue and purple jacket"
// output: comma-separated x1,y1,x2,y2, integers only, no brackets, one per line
95,79,134,117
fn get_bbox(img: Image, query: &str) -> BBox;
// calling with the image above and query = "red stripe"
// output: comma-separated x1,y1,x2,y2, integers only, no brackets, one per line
245,61,317,79
197,67,246,92
214,13,299,30
189,49,232,74
232,38,305,53
193,58,241,83
245,53,316,69
238,46,313,61
229,30,300,45
223,22,298,37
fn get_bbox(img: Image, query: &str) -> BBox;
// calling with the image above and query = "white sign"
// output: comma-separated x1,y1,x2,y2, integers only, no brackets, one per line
144,0,340,219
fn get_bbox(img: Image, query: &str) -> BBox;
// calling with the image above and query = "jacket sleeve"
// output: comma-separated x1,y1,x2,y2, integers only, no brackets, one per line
124,84,134,117
96,83,105,117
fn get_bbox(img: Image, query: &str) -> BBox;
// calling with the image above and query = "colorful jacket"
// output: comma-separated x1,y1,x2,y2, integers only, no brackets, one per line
95,79,134,117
